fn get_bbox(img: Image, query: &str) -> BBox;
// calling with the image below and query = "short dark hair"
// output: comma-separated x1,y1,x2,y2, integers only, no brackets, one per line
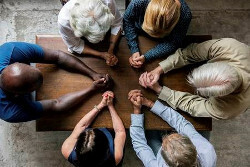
75,129,111,167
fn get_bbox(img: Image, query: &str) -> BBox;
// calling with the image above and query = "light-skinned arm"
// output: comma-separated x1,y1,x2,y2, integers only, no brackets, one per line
61,91,110,159
106,91,126,165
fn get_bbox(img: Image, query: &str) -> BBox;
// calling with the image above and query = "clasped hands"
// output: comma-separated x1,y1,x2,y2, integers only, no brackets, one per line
138,66,164,94
128,90,154,114
101,52,118,66
129,52,145,68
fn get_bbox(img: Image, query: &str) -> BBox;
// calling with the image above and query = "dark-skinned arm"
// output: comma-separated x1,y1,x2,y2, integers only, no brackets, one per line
40,48,104,81
39,78,108,113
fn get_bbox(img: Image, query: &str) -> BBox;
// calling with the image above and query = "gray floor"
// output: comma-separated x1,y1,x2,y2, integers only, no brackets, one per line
0,0,250,166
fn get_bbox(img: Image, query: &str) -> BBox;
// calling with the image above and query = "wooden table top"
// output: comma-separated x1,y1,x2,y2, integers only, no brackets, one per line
36,34,212,131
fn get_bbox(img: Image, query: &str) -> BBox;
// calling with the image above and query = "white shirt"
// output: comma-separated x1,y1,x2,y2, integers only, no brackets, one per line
58,0,123,54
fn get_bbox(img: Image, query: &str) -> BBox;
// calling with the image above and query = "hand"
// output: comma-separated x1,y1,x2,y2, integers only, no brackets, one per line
139,72,163,94
147,66,163,85
128,89,154,108
92,74,112,91
102,52,118,66
129,52,145,68
128,90,142,114
99,91,115,108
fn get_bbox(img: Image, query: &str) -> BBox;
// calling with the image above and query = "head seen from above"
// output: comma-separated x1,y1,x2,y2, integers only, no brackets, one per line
70,0,115,44
161,133,197,167
187,62,241,97
75,129,111,167
0,63,43,95
142,0,181,38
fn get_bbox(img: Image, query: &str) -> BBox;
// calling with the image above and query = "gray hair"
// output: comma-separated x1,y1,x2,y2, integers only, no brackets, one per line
161,134,198,167
187,62,241,97
70,0,115,43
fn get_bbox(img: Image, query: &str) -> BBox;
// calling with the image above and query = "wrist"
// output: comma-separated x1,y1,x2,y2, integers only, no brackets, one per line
90,72,97,80
108,103,114,108
155,86,163,94
143,99,154,108
97,103,105,110
133,107,141,114
155,66,164,75
99,52,105,58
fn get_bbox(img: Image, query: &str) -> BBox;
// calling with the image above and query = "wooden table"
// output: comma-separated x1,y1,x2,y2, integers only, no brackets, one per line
36,35,212,131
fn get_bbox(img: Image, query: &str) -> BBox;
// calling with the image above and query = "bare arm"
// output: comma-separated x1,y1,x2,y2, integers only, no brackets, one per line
40,78,108,113
108,104,126,165
61,98,106,159
82,44,104,58
40,48,100,80
40,86,95,113
108,29,122,54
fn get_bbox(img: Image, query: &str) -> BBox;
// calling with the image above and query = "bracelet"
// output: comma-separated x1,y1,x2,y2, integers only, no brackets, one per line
94,105,100,112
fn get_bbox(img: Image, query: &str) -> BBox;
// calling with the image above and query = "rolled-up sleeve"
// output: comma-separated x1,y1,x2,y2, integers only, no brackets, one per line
58,22,85,54
109,0,122,35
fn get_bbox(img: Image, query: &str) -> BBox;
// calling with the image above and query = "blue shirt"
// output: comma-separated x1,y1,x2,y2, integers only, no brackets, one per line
123,0,192,61
130,100,217,167
0,42,44,123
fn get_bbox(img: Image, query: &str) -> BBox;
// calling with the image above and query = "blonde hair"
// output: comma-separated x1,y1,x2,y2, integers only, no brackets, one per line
161,134,197,167
70,0,115,43
142,0,181,38
187,62,241,97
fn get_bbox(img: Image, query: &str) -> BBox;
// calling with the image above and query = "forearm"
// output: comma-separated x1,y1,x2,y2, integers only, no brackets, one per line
40,86,96,112
57,50,97,78
75,103,104,130
150,100,200,137
130,114,157,166
123,16,139,54
108,29,121,54
82,44,103,58
159,41,215,73
108,105,125,133
158,86,212,117
144,42,177,61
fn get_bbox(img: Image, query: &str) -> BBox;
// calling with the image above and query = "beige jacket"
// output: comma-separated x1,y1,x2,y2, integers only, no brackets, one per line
158,38,250,119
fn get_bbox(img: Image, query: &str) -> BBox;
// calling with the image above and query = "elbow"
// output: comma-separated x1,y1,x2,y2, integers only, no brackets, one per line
49,99,63,112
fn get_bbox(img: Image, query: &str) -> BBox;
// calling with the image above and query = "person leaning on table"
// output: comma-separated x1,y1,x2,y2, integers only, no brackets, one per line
58,0,123,66
128,89,216,167
62,91,126,167
139,38,250,120
123,0,192,68
0,42,111,123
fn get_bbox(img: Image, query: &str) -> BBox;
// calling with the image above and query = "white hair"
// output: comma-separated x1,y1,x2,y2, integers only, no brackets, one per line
187,62,241,97
70,0,115,43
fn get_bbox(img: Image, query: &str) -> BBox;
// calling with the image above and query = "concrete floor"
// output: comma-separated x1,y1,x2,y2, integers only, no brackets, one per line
0,0,250,166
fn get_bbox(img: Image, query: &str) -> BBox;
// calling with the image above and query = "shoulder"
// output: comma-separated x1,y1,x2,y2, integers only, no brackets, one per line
0,92,43,122
0,43,15,72
58,0,76,25
191,135,217,167
127,0,149,10
0,91,22,122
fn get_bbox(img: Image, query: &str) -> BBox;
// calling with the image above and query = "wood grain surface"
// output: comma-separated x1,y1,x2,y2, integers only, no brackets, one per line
36,35,212,131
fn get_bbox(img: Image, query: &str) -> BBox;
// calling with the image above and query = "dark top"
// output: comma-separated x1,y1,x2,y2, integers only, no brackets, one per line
0,42,44,123
123,0,192,61
68,128,119,167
